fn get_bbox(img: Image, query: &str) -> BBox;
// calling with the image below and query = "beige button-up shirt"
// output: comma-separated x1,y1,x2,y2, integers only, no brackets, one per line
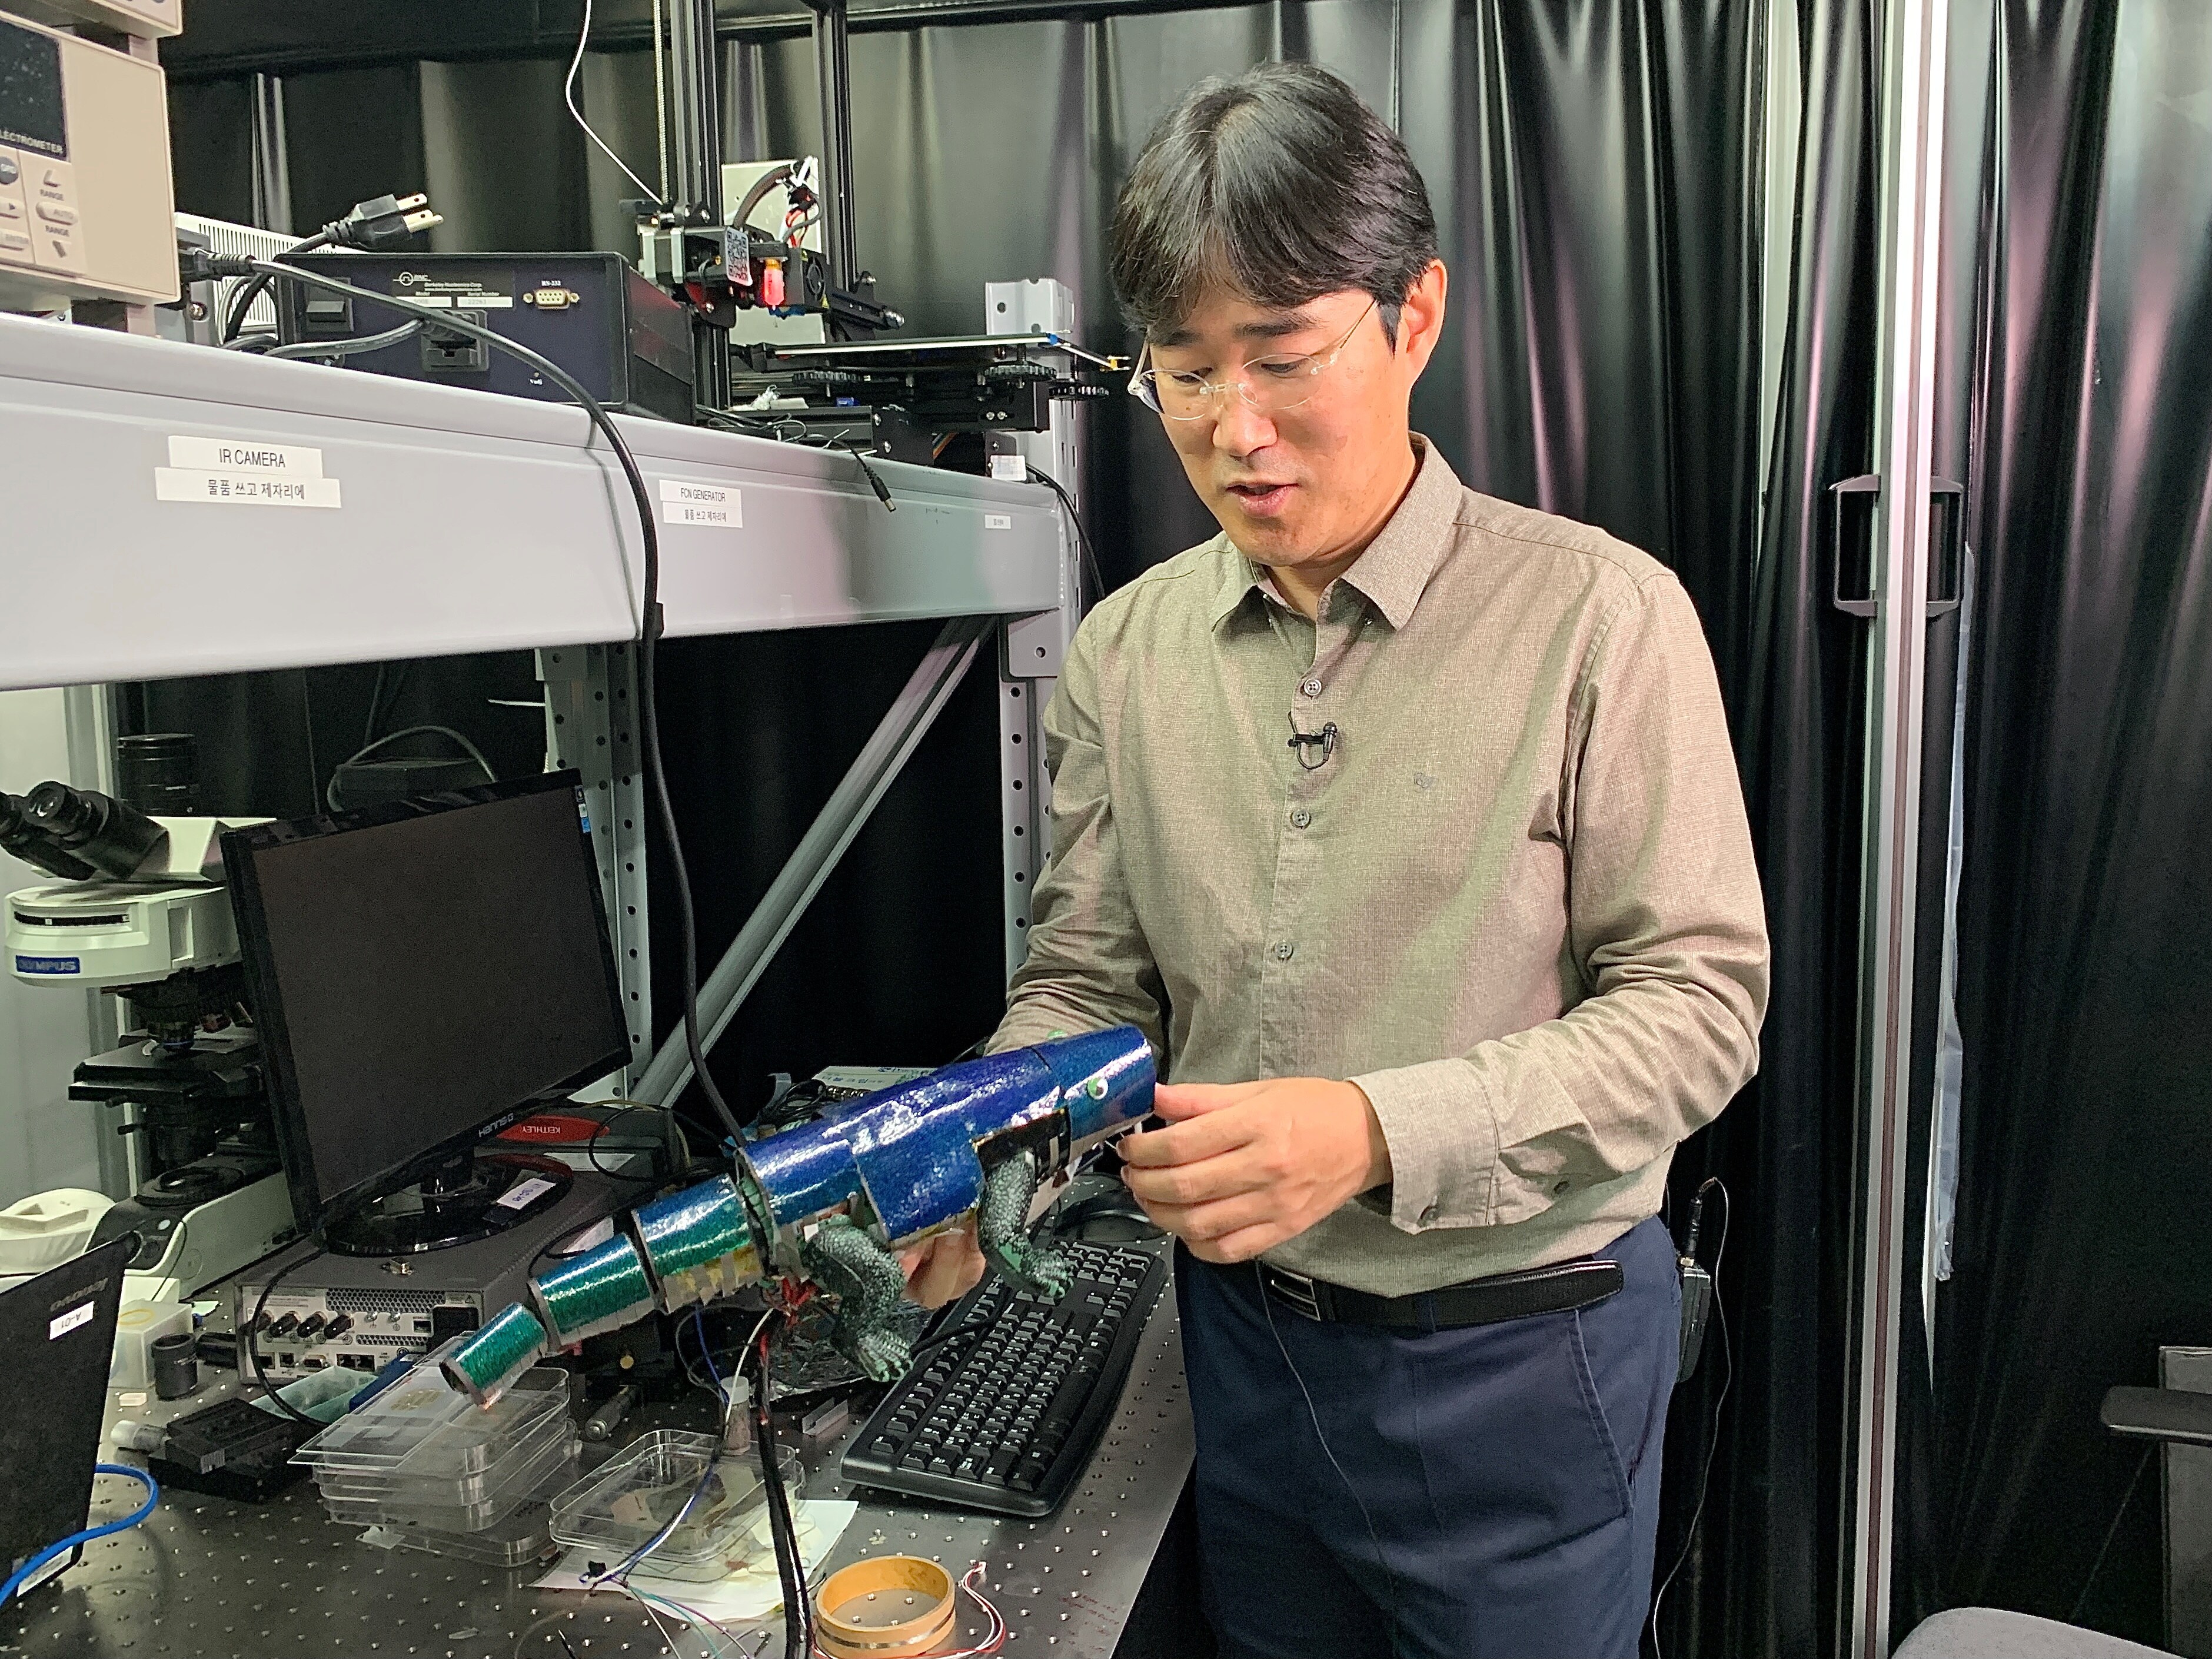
992,439,1768,1297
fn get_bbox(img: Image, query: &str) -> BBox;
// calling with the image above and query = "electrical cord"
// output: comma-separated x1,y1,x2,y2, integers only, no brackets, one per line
266,318,422,362
1027,469,1110,604
322,723,495,810
244,1246,328,1429
565,0,660,204
217,192,441,345
362,662,410,748
751,1315,813,1658
221,257,759,1172
222,228,332,344
1259,1282,1403,1650
0,1464,159,1605
729,163,794,233
842,443,895,512
1651,1178,1732,1659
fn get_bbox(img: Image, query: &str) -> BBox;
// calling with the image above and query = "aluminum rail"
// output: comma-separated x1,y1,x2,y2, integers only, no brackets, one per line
1844,0,1952,1648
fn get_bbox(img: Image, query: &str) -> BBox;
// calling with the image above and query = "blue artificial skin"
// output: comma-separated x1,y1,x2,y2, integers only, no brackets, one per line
739,1026,1156,1246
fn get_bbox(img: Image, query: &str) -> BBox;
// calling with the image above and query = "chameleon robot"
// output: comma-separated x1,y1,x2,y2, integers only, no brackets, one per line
442,1026,1156,1404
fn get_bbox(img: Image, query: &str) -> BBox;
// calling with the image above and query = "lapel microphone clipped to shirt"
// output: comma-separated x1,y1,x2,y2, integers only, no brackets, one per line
1288,713,1341,771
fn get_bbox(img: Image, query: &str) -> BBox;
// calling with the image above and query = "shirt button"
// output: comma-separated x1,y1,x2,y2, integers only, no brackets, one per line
1299,676,1323,697
1289,809,1312,829
1419,1203,1440,1225
1272,942,1296,961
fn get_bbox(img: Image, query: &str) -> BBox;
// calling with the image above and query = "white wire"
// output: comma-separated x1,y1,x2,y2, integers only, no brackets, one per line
565,0,660,202
806,1561,1006,1659
650,0,671,202
1259,1282,1403,1649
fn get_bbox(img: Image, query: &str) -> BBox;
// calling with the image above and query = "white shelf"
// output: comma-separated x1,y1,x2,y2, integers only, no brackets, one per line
0,314,1065,691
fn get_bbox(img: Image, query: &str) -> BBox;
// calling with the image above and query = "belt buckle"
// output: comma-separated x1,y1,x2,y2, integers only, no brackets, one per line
1260,1264,1325,1321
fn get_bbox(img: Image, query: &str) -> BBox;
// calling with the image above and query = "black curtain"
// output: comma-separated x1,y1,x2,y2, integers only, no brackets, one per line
1907,0,2212,1645
155,12,1882,1656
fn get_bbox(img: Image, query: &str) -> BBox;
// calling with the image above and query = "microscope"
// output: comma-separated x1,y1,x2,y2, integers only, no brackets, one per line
3,750,294,1302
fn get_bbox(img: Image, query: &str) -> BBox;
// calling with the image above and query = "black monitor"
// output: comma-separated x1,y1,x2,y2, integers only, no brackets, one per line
224,773,627,1254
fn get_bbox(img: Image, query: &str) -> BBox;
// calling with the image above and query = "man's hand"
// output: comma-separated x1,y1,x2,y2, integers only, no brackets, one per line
899,1216,986,1309
1118,1079,1392,1264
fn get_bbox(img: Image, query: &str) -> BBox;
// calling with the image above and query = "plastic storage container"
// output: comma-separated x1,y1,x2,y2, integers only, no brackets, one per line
295,1352,580,1547
361,1470,582,1567
294,1359,568,1479
548,1429,801,1581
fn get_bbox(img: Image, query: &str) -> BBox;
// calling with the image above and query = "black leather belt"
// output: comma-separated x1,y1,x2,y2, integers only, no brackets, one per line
1253,1255,1624,1331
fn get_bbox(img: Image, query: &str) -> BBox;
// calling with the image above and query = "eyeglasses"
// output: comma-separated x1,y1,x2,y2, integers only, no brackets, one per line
1128,300,1378,421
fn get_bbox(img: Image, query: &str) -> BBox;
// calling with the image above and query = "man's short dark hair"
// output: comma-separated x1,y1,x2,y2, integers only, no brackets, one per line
1109,62,1439,345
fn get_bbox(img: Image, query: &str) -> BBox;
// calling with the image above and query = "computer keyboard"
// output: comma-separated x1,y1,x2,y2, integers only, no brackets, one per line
840,1239,1169,1517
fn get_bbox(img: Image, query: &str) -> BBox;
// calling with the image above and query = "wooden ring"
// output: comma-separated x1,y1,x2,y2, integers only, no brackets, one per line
812,1554,959,1658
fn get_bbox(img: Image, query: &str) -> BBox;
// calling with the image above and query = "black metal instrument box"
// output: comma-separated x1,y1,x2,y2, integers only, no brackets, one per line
275,251,694,423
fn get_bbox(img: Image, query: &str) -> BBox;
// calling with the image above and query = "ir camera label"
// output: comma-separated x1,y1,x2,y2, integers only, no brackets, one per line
48,1301,94,1341
158,435,342,508
658,478,741,528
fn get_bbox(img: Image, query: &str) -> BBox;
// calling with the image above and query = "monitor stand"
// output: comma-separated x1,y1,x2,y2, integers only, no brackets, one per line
322,1149,573,1257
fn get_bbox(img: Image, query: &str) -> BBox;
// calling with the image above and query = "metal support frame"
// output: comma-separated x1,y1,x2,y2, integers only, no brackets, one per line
248,71,291,235
632,614,994,1109
668,0,730,407
1845,0,1951,1648
540,643,653,1089
807,0,859,294
988,278,1085,980
57,684,134,1197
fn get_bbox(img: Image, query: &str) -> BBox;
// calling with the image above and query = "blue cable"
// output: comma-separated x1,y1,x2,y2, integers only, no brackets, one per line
0,1463,159,1605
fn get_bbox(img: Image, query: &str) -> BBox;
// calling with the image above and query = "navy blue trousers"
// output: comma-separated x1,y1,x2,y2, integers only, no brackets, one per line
1177,1216,1681,1659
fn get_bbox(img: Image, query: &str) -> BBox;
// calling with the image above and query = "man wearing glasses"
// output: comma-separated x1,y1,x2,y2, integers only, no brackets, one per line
904,62,1768,1659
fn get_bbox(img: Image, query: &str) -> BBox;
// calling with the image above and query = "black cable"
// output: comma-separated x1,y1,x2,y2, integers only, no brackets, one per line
1030,468,1110,604
267,317,421,362
298,669,322,814
842,443,895,511
1650,1178,1731,1659
322,724,495,812
362,663,389,750
752,1317,812,1658
244,1246,328,1429
232,257,756,1166
222,229,334,343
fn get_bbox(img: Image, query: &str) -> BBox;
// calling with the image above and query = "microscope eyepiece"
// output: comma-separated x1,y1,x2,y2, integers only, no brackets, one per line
23,782,167,880
0,790,99,882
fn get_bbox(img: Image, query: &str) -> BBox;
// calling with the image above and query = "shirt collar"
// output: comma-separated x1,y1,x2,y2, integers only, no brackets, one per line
1209,436,1462,631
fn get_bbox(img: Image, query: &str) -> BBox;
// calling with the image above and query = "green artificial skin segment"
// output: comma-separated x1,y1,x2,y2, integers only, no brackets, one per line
531,1234,657,1347
634,1173,763,1312
440,1301,549,1407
